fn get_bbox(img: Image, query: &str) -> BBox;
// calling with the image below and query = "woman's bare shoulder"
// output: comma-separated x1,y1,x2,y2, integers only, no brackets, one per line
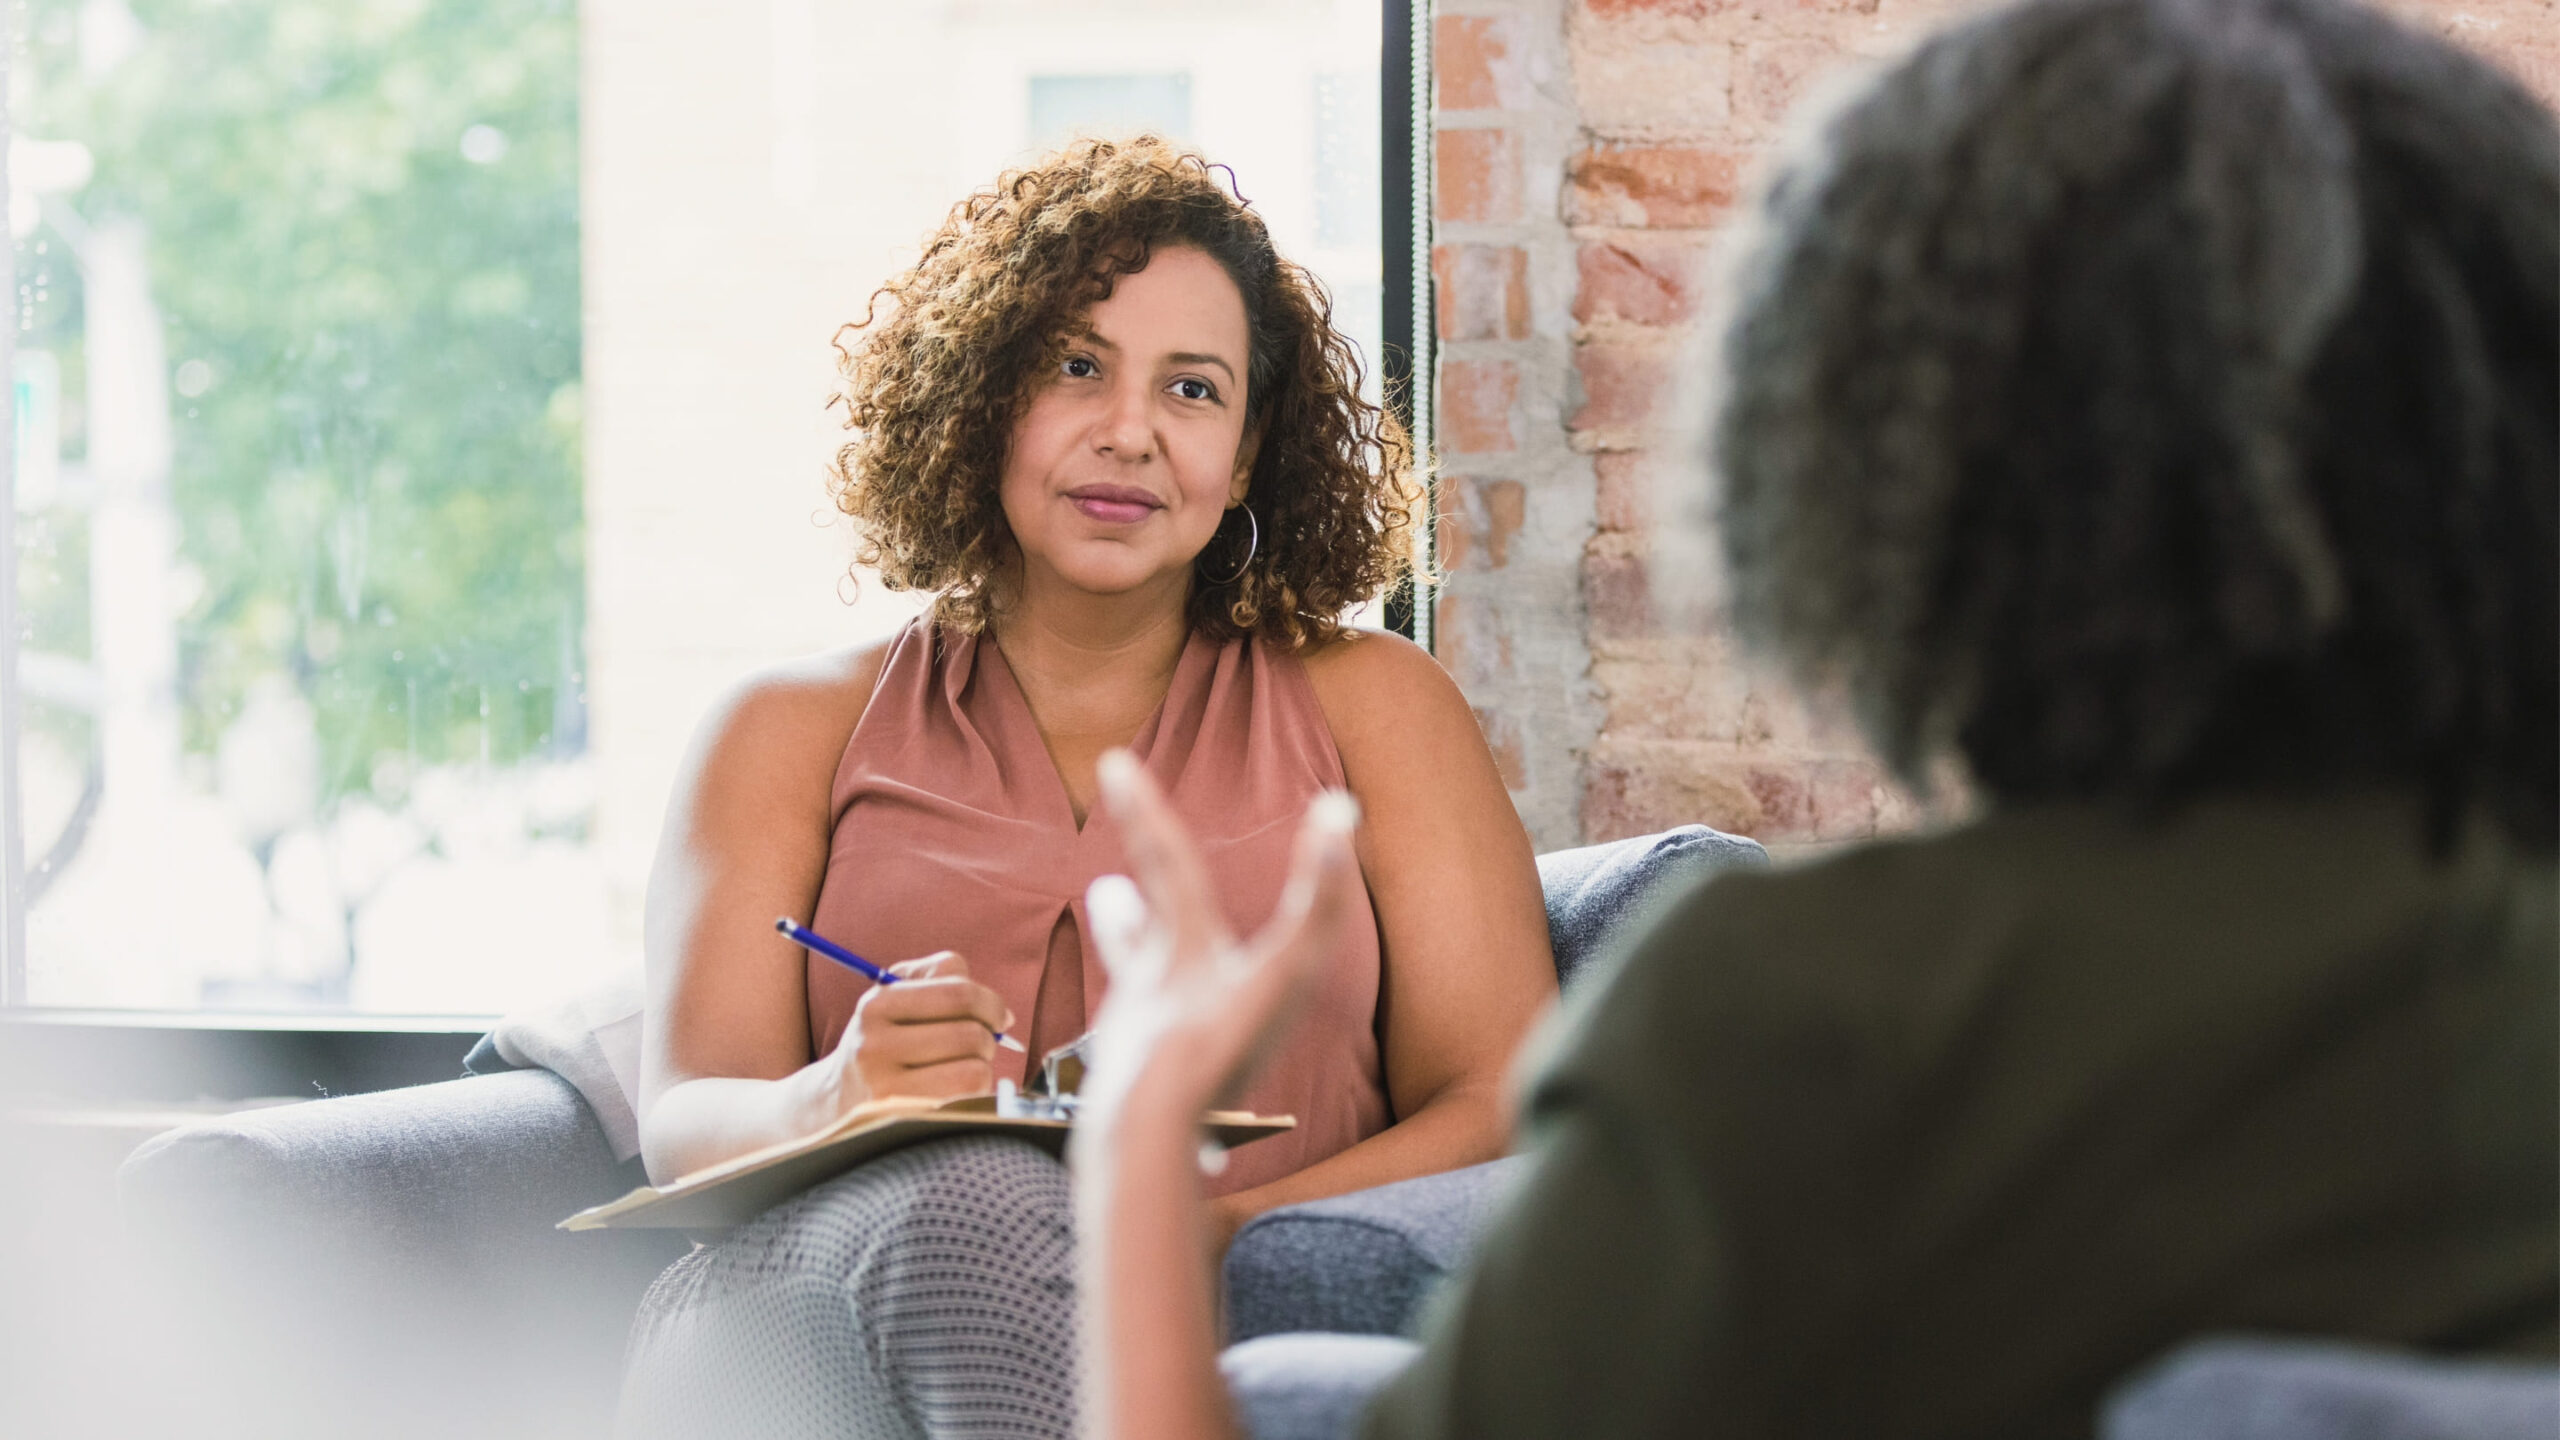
1295,624,1444,686
1293,627,1477,756
680,635,901,796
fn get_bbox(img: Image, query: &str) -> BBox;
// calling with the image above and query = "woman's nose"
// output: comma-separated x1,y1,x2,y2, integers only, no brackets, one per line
1093,383,1154,461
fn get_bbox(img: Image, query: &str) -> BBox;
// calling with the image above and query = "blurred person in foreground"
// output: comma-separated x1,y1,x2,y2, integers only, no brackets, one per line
1071,0,2557,1435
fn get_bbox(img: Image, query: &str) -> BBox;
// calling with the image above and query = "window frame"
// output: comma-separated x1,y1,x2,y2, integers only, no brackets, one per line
0,4,1434,1103
2,55,23,1009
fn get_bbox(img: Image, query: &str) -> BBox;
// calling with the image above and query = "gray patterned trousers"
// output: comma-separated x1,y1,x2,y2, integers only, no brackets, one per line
616,1135,1079,1440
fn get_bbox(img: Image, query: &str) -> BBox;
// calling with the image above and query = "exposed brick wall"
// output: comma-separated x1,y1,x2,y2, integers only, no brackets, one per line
1432,0,1605,851
1437,0,2558,854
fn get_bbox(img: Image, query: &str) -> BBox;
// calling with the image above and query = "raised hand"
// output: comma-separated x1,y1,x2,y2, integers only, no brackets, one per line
1076,748,1362,1140
1073,748,1365,1440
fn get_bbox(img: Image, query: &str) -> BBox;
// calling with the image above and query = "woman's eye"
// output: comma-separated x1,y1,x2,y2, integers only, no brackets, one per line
1062,356,1098,378
1172,377,1216,402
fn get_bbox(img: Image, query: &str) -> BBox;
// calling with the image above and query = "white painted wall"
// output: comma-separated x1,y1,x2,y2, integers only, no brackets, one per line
583,0,1384,955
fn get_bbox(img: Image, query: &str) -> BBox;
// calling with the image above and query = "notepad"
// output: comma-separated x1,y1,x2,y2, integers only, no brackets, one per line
559,1093,1293,1231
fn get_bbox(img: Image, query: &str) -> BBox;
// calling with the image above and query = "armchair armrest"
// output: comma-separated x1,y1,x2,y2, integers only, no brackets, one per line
1224,1156,1528,1343
1224,1333,1422,1440
119,1069,686,1440
2102,1336,2560,1440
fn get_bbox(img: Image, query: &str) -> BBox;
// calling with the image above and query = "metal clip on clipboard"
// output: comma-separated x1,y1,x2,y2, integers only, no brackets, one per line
995,1030,1093,1120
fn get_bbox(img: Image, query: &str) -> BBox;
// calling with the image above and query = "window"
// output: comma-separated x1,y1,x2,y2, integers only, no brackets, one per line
8,0,585,1016
1,0,1424,1028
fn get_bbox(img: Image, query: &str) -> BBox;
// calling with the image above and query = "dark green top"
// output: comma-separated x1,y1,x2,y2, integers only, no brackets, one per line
1366,792,2556,1440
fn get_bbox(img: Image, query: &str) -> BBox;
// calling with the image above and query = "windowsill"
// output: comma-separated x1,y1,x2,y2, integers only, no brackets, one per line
1,1006,498,1032
0,1009,489,1107
1,1094,305,1142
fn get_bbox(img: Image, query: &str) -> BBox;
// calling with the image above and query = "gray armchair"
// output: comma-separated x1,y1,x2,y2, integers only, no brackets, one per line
119,1067,687,1440
118,826,1762,1440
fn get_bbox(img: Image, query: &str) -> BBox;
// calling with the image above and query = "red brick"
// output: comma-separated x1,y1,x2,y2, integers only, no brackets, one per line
1594,451,1652,534
1579,764,1635,842
1594,652,1686,737
1581,749,1765,841
1433,244,1531,342
1809,757,1884,841
1431,588,1474,676
1565,144,1751,228
1480,479,1525,567
1573,27,1733,140
1437,15,1532,112
1747,678,1832,753
1582,0,1877,14
1473,706,1530,790
1574,236,1707,327
1572,341,1675,436
1742,763,1817,840
1735,38,1842,129
1592,640,1764,742
1437,129,1524,225
1431,587,1516,683
1439,359,1521,454
1438,475,1530,571
1584,543,1654,642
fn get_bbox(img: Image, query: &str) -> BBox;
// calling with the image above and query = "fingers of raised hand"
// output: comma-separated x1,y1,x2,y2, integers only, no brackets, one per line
1096,750,1231,966
1217,792,1361,1053
1082,791,1363,1123
1086,873,1168,989
1255,792,1362,975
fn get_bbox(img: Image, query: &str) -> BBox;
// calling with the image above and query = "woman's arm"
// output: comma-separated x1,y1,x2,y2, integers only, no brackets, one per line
636,643,1014,1186
1203,634,1556,1241
1075,753,1367,1440
636,649,875,1184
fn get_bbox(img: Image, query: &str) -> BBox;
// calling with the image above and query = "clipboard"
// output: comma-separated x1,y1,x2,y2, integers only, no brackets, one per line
559,1092,1293,1232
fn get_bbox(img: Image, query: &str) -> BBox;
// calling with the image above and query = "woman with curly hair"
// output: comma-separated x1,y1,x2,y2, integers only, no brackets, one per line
616,138,1556,1438
1075,0,2557,1437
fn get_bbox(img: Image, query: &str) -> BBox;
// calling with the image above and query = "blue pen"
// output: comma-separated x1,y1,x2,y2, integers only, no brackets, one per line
775,916,1028,1053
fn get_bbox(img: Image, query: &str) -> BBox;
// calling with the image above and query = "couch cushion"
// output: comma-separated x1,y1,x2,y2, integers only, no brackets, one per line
2102,1336,2560,1440
1225,1156,1528,1342
1538,824,1768,990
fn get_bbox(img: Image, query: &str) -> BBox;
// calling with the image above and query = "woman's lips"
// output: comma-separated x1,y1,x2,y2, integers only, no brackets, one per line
1065,487,1162,525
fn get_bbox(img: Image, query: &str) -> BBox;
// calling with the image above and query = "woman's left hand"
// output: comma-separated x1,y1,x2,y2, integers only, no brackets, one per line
1075,748,1363,1147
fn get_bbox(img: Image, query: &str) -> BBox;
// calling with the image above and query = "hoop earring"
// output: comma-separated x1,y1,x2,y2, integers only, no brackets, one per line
1206,505,1258,586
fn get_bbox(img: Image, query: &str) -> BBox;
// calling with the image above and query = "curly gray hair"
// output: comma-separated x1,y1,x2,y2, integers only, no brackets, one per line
1715,0,2557,845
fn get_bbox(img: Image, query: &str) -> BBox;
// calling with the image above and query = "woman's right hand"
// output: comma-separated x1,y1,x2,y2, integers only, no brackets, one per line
819,952,1017,1115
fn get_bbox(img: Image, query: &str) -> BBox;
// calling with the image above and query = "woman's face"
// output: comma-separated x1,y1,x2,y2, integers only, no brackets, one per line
998,243,1257,606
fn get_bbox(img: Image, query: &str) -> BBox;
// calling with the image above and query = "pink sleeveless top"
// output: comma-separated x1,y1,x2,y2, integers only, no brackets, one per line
807,618,1390,1196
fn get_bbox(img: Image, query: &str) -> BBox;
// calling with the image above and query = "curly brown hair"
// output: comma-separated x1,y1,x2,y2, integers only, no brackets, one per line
1717,0,2556,848
829,136,1416,648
